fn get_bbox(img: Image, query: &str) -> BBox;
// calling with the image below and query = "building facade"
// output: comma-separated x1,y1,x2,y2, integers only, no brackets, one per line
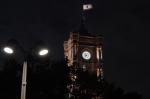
64,32,104,99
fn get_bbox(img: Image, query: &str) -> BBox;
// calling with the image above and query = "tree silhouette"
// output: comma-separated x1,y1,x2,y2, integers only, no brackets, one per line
0,58,143,99
0,58,20,99
103,81,142,99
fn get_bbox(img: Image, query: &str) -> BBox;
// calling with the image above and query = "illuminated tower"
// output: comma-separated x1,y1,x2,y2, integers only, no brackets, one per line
64,24,104,99
64,1,104,99
64,31,103,76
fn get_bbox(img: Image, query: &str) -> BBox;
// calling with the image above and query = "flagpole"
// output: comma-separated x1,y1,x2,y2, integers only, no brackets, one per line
80,0,93,25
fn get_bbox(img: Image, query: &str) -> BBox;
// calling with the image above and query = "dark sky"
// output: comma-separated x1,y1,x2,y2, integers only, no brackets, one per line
0,0,150,99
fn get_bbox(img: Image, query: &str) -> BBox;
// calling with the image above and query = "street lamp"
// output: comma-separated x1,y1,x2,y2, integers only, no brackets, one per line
38,49,49,56
2,39,49,99
3,46,14,54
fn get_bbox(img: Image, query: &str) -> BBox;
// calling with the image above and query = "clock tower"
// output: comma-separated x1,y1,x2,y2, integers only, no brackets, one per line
64,1,104,98
64,31,103,76
64,26,104,98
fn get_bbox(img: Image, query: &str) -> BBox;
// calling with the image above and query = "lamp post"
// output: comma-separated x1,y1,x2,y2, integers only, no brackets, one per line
2,40,49,99
21,61,27,99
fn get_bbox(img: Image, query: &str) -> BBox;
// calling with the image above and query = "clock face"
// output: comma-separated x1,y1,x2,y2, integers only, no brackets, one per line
82,51,91,60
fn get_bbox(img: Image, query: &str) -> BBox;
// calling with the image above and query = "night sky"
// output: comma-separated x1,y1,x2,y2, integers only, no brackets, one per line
0,0,150,99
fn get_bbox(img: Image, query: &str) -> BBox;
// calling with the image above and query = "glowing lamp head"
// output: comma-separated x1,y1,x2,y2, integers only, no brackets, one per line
3,47,14,54
38,49,49,56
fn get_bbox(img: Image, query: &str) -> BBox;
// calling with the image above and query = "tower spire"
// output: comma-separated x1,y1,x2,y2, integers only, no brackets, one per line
78,0,93,36
79,0,87,33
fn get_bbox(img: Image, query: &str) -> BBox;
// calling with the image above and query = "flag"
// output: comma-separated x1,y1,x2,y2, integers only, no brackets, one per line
83,4,93,10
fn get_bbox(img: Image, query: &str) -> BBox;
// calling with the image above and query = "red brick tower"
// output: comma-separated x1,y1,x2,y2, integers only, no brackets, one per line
64,31,104,99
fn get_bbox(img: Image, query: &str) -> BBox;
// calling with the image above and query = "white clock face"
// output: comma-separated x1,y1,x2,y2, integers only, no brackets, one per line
82,51,91,60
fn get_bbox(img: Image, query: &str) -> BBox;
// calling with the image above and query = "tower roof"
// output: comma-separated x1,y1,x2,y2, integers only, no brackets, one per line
73,18,94,37
78,17,88,34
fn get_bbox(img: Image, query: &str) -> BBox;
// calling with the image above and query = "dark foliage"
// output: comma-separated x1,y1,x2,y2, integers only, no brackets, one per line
0,58,20,99
0,58,69,99
0,58,143,99
102,81,143,99
27,59,69,99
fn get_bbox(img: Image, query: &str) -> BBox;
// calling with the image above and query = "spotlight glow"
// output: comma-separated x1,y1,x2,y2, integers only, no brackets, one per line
39,49,49,56
3,47,14,54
